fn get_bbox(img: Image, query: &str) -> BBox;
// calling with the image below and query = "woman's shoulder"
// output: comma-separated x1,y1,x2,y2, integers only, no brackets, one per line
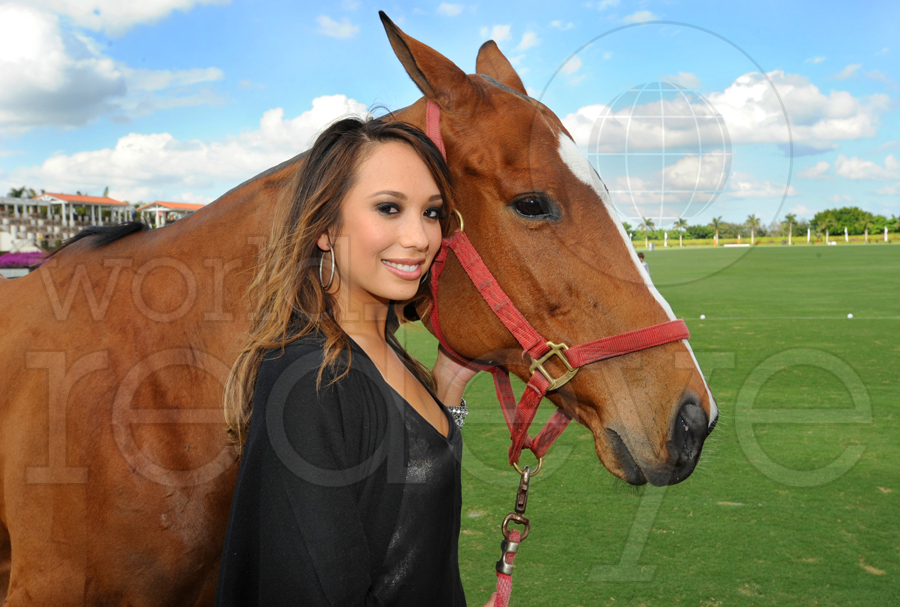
255,331,379,399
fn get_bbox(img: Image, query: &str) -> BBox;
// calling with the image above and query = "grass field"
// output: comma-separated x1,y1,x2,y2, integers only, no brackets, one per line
399,244,900,606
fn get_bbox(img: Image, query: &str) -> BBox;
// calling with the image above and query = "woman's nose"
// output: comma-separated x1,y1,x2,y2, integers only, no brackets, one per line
399,216,430,250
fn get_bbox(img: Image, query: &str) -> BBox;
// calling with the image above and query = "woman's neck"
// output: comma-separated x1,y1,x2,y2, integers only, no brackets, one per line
335,295,390,346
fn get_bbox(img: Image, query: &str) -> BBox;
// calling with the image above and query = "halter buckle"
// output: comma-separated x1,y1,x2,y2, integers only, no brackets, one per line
529,341,579,391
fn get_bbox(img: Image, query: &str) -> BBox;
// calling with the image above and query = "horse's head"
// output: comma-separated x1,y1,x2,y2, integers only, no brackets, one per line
380,13,717,486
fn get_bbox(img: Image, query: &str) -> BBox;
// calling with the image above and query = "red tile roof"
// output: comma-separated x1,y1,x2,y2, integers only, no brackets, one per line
136,201,205,212
39,193,129,206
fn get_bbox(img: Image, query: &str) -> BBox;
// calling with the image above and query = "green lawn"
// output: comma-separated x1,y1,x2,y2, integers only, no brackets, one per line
399,244,900,606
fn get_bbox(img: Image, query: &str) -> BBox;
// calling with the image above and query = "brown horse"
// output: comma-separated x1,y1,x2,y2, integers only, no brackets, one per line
0,13,717,606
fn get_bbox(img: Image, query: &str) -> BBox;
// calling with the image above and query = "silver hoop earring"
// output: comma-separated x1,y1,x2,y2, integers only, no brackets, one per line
319,249,335,290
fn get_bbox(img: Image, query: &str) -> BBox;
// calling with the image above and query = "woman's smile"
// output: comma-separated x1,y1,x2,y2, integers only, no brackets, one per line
382,258,426,279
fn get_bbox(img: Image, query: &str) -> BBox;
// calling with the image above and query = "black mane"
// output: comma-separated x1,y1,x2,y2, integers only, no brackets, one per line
47,221,150,258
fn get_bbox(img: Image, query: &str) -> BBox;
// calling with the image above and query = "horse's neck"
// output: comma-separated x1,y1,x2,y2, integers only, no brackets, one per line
158,152,306,261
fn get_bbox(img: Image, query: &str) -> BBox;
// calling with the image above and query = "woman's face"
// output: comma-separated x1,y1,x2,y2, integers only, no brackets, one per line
319,141,444,315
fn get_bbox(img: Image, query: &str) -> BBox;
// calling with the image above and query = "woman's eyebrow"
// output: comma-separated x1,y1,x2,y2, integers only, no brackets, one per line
369,191,444,202
369,190,407,200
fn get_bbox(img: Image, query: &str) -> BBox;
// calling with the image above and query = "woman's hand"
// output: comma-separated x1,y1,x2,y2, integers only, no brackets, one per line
483,592,497,607
432,345,479,405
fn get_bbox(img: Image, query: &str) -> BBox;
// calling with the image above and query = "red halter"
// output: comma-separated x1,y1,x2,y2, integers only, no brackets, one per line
423,99,690,468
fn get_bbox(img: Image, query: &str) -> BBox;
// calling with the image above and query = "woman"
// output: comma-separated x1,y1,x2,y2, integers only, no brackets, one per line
216,116,494,606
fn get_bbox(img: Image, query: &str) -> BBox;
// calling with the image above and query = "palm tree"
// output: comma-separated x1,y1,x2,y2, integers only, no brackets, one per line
819,215,838,242
857,217,875,244
782,213,797,244
673,217,688,247
639,217,655,249
709,216,723,245
745,214,761,244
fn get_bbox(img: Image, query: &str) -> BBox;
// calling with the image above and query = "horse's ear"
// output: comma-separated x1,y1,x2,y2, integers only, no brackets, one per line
476,40,527,96
379,11,474,110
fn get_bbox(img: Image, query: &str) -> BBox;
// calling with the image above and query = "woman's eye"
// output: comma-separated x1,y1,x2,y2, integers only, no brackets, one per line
424,206,444,220
514,195,547,217
377,203,400,215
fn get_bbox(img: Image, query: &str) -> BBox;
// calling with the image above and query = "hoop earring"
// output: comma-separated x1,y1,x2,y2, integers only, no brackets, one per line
319,249,335,290
420,269,430,285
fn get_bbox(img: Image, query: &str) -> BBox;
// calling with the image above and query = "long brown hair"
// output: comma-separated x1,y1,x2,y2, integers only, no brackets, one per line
224,116,455,450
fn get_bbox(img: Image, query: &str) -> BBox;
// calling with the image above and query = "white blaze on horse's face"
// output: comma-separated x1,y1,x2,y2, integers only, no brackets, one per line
555,133,719,429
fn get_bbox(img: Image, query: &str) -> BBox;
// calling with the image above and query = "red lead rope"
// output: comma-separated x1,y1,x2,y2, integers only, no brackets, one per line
423,99,691,607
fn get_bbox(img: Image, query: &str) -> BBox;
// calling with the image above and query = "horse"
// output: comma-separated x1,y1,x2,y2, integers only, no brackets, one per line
0,13,717,606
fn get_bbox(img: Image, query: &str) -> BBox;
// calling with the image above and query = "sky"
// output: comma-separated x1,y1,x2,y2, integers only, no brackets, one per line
0,0,897,229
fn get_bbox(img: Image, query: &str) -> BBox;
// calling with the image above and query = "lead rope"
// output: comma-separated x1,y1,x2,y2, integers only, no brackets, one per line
495,463,534,607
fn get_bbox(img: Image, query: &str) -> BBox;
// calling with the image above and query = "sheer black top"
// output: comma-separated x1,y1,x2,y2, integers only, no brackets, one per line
215,334,466,606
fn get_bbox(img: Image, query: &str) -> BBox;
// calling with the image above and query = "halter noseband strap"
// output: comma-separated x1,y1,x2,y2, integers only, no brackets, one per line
423,99,690,467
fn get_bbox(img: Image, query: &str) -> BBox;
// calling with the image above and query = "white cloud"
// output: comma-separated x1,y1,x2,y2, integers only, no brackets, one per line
316,15,359,39
832,63,862,80
875,48,889,56
661,71,700,89
0,5,124,131
834,154,900,181
875,183,899,195
516,31,540,52
123,66,223,92
568,74,587,86
805,57,826,64
437,3,464,16
866,69,892,84
557,70,890,163
480,24,511,43
237,79,265,90
562,94,730,152
662,153,730,192
827,194,854,203
622,10,658,23
4,95,369,203
18,0,229,37
0,5,222,132
874,140,900,153
595,0,620,9
706,70,890,148
561,55,582,76
796,161,830,179
790,204,813,216
728,171,797,198
549,20,574,30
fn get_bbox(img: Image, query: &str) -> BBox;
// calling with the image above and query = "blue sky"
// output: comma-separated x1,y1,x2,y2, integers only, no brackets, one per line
0,0,897,228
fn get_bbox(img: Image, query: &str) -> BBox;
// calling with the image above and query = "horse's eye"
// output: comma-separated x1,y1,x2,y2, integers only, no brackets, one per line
514,195,547,218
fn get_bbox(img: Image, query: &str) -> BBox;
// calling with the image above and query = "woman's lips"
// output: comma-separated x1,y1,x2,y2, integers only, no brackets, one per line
382,259,424,280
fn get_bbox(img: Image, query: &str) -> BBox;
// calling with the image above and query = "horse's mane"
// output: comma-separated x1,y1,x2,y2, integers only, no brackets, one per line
47,221,151,258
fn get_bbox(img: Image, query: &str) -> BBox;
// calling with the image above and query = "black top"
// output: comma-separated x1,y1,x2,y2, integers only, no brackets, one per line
215,334,466,606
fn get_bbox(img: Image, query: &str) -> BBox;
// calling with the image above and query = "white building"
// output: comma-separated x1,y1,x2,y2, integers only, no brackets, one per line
136,201,205,228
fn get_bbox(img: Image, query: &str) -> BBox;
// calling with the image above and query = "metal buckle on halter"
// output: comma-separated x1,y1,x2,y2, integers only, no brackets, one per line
529,341,579,391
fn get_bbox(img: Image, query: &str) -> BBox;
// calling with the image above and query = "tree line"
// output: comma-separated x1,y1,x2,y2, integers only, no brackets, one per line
622,206,900,241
